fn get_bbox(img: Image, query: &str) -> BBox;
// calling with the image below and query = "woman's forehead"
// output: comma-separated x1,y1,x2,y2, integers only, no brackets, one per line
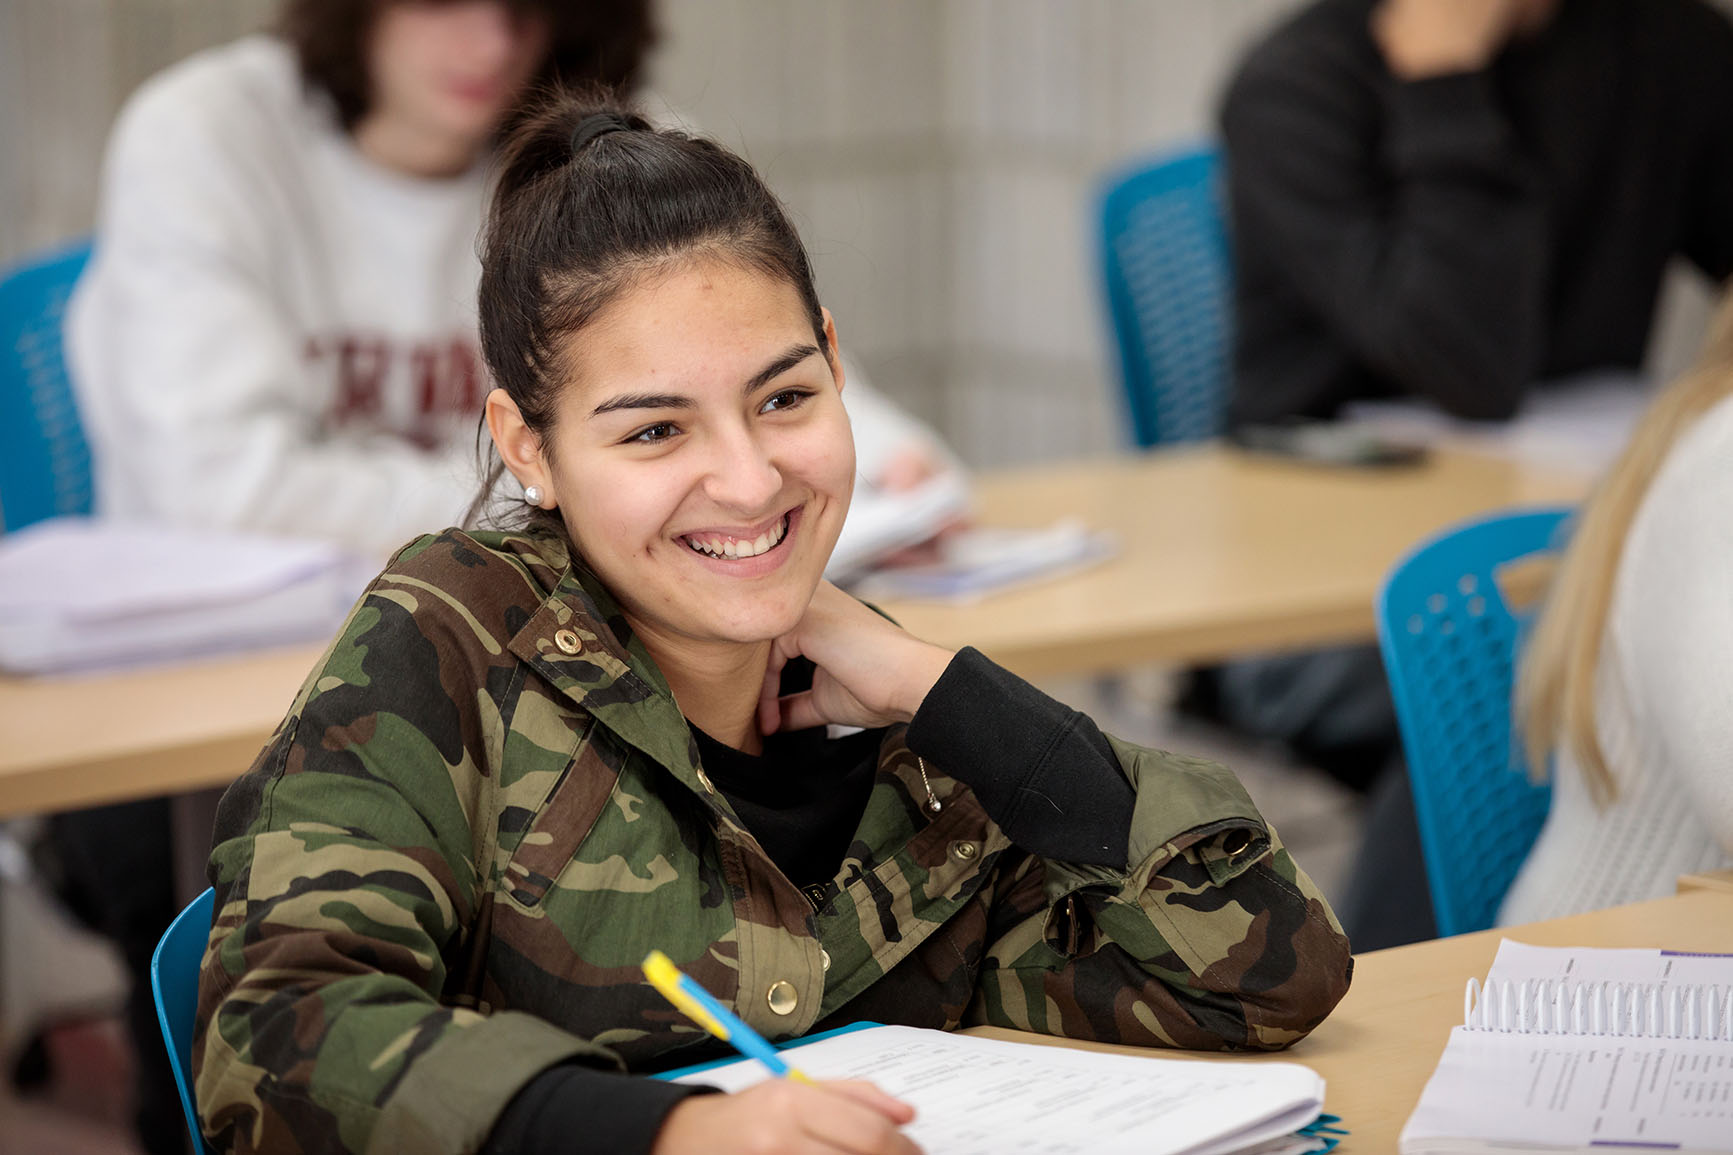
561,258,821,402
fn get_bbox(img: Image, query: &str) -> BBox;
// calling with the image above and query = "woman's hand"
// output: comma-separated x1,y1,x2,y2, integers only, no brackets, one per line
757,582,955,736
652,1080,922,1155
1372,0,1530,78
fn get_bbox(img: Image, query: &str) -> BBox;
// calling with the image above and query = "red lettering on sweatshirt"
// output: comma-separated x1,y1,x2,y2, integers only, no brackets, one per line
306,334,485,431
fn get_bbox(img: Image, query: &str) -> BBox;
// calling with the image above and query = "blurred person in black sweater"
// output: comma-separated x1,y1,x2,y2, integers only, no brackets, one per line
1205,0,1733,949
1223,0,1733,426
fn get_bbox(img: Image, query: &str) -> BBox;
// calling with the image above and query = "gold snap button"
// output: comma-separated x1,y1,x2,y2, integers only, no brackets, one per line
949,840,978,863
819,948,831,972
1222,829,1252,855
694,767,716,796
553,629,582,655
766,980,798,1016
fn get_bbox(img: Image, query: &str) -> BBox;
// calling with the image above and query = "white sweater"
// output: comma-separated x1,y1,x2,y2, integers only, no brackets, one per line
68,36,956,561
69,37,488,558
1498,391,1733,925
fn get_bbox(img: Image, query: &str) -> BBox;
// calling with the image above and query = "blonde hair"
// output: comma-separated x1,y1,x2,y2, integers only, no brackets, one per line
1517,292,1733,805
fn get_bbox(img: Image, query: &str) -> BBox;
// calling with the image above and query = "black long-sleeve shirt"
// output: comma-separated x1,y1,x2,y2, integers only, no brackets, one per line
482,648,1135,1154
1220,0,1733,426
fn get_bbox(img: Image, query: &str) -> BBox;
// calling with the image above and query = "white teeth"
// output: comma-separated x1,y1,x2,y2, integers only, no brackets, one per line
684,516,788,560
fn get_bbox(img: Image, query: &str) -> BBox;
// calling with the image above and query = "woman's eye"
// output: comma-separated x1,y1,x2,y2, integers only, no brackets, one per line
628,421,680,445
761,388,813,414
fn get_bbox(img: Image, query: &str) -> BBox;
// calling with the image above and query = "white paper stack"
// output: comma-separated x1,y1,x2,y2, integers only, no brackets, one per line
849,519,1117,602
0,518,369,675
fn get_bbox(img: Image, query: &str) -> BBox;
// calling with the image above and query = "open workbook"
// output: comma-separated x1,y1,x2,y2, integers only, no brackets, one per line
1402,940,1733,1153
658,1023,1339,1155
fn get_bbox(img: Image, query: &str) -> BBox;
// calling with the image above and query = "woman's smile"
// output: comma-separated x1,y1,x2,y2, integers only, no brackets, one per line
679,508,797,568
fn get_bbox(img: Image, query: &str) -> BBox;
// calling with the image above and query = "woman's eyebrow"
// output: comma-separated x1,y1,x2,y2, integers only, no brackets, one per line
742,343,822,395
589,342,822,418
591,391,692,417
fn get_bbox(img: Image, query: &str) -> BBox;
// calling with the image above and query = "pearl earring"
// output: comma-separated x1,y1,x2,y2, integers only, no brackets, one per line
523,485,544,506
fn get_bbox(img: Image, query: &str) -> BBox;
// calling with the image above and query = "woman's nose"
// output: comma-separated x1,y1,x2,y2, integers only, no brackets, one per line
702,431,783,514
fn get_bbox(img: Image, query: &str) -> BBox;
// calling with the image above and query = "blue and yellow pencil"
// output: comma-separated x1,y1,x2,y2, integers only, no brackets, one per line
642,950,815,1084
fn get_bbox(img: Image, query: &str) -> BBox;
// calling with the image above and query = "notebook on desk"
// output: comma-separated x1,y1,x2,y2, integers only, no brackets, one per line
1402,940,1733,1153
657,1022,1342,1155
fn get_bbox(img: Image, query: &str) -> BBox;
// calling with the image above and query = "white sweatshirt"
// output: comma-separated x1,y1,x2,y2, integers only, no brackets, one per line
69,37,488,559
1498,391,1733,925
68,35,960,562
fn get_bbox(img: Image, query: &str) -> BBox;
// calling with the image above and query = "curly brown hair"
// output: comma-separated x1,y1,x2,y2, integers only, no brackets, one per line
278,0,657,131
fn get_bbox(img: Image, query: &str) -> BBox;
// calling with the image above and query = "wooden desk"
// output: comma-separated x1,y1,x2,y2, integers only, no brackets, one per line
0,443,1583,819
883,443,1582,678
969,889,1733,1152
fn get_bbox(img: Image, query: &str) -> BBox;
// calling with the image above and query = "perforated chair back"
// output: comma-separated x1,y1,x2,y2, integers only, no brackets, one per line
1096,146,1232,447
0,240,94,533
151,886,217,1155
1376,508,1573,937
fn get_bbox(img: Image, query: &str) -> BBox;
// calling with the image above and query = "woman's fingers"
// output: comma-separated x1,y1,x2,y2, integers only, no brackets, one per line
818,1080,918,1126
766,689,829,734
652,1079,920,1154
795,1081,924,1154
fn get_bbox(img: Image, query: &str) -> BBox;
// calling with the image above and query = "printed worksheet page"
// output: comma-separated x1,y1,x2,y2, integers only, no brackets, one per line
1405,1029,1733,1150
673,1025,1324,1155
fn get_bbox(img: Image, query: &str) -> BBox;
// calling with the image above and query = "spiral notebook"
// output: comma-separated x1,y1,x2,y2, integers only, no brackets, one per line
658,1023,1344,1155
1401,940,1733,1153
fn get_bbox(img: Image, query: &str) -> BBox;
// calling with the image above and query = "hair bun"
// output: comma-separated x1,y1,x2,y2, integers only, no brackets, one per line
570,111,635,155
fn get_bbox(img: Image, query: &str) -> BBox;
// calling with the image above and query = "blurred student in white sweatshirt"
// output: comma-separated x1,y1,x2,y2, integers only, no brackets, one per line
68,1,656,559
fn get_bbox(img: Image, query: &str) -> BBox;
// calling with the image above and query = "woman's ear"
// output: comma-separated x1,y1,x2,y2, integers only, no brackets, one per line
484,388,553,507
821,307,846,394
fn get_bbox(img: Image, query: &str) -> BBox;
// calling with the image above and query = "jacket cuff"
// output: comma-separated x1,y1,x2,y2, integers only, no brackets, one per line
1110,735,1267,880
482,1063,715,1155
372,1009,624,1155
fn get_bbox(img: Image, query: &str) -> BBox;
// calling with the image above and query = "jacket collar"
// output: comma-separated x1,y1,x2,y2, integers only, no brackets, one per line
502,529,721,808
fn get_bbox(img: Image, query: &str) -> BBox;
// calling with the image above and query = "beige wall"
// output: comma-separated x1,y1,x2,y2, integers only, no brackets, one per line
2,0,1723,464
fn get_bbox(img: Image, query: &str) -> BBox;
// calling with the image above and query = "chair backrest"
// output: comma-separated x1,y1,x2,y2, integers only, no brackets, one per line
1376,507,1574,938
1096,145,1232,448
0,240,95,534
151,886,217,1155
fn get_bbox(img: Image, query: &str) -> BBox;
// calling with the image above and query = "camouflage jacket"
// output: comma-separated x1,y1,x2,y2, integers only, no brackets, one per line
196,527,1352,1155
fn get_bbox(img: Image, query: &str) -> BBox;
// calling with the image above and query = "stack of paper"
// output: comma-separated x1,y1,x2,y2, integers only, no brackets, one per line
1402,940,1733,1153
665,1023,1336,1155
826,471,973,582
849,519,1116,602
0,518,367,675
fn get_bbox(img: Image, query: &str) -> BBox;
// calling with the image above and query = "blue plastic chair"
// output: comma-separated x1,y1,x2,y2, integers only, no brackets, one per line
1376,508,1574,938
0,240,95,533
151,886,217,1155
1096,146,1232,447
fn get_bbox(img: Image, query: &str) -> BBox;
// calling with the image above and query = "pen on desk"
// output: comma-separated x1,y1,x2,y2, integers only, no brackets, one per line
642,950,815,1084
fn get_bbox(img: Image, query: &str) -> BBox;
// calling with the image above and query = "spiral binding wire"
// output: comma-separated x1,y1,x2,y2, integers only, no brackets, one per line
1464,976,1733,1039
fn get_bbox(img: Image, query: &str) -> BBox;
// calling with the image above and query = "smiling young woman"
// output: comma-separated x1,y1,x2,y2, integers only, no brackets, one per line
191,93,1355,1155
